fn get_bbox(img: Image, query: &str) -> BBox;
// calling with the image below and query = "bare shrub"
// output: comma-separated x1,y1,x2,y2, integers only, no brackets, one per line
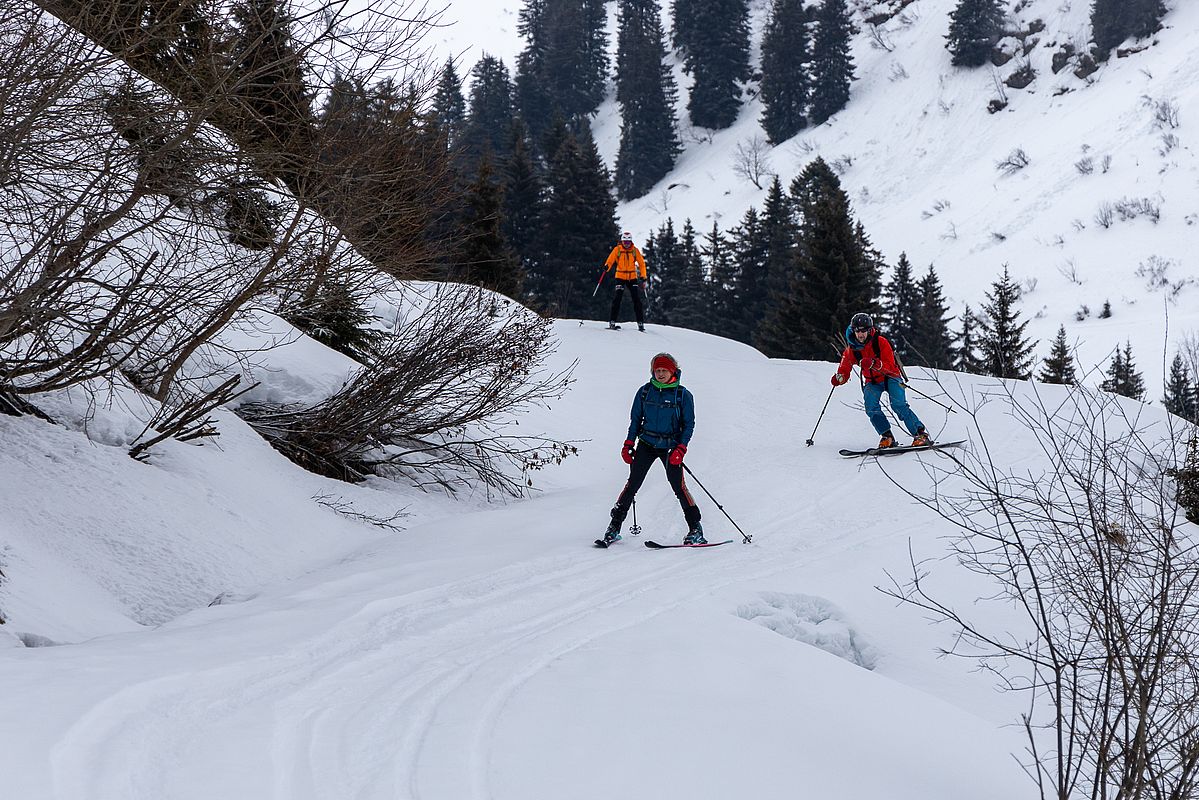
996,147,1030,175
1153,98,1181,130
884,381,1199,799
1074,156,1093,175
237,285,577,497
1094,202,1115,228
732,135,772,190
1114,196,1161,224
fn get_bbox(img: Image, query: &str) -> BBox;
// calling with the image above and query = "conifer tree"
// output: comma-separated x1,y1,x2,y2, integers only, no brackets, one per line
516,0,611,135
1100,341,1146,400
954,304,986,374
671,220,710,330
515,0,554,139
431,59,467,146
808,0,856,126
727,207,768,344
760,0,810,144
1037,325,1078,384
679,0,750,129
501,120,544,280
946,0,1006,68
753,177,804,357
1163,353,1197,422
978,267,1036,379
457,154,525,299
880,253,920,362
773,159,874,360
537,121,619,318
647,219,683,326
615,0,682,199
228,0,311,148
907,266,955,369
703,222,740,336
1091,0,1167,58
671,0,699,54
461,55,514,168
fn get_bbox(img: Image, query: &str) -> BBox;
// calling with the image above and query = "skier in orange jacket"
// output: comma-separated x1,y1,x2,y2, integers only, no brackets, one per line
603,230,648,332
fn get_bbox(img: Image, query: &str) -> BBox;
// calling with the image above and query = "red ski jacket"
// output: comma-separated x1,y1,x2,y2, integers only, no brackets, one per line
836,333,903,384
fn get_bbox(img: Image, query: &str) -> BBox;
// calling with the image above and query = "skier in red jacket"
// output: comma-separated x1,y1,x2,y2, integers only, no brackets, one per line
831,313,931,449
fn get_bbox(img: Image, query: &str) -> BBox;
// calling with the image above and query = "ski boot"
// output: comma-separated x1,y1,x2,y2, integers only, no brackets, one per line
683,522,706,545
911,427,932,447
596,520,622,548
607,321,620,330
878,431,897,449
638,323,646,333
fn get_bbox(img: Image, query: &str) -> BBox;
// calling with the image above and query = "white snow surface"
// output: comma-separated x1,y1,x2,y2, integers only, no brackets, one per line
4,313,1147,799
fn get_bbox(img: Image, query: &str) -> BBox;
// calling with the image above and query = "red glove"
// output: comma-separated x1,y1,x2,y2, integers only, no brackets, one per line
831,372,848,386
621,440,635,464
668,444,687,466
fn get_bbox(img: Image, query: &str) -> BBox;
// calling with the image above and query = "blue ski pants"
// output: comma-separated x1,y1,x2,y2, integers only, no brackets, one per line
861,378,924,436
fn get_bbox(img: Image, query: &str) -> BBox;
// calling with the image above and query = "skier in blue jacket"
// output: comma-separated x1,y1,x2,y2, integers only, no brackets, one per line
599,352,704,546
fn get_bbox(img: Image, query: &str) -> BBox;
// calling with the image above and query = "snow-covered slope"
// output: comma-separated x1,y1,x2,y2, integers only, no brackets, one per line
432,0,1199,392
2,315,1182,798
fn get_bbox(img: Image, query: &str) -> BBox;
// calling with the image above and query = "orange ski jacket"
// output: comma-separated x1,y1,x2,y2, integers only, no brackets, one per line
604,244,648,281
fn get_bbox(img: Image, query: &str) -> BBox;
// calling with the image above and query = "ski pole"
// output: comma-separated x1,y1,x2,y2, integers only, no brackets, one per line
628,498,642,537
898,381,956,413
681,464,752,544
591,265,608,297
806,385,836,446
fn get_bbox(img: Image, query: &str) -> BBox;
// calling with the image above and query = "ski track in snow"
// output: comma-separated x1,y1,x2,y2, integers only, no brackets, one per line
33,480,877,800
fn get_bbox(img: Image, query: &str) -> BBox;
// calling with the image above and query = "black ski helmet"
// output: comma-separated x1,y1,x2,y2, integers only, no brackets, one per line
850,312,874,332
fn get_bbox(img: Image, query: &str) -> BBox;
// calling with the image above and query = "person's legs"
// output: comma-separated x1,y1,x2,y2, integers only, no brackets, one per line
861,382,891,435
631,282,645,326
884,378,924,435
663,458,701,528
611,443,659,524
608,282,625,322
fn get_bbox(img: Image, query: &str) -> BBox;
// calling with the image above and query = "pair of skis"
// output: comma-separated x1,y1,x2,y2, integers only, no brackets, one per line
838,440,965,458
594,537,733,549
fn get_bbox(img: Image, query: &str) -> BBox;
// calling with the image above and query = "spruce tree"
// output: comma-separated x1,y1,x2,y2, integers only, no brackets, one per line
752,177,803,358
907,266,956,369
537,121,619,318
671,0,699,54
516,0,611,135
679,0,750,129
515,0,554,139
647,219,683,326
672,220,710,331
457,154,525,299
881,252,920,362
501,119,544,285
954,304,986,374
615,0,682,199
228,0,311,148
1091,0,1167,58
1163,353,1197,422
461,55,514,169
760,0,810,144
1100,341,1146,400
808,0,856,126
1037,324,1078,384
431,59,467,146
978,267,1036,379
946,0,1006,68
727,207,768,345
775,159,875,360
703,222,740,336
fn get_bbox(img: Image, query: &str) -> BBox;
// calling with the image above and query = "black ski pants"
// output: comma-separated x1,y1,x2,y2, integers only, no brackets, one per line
609,279,645,325
611,441,700,527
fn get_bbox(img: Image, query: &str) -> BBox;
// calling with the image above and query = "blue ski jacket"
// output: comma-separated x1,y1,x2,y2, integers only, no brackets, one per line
626,382,694,449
